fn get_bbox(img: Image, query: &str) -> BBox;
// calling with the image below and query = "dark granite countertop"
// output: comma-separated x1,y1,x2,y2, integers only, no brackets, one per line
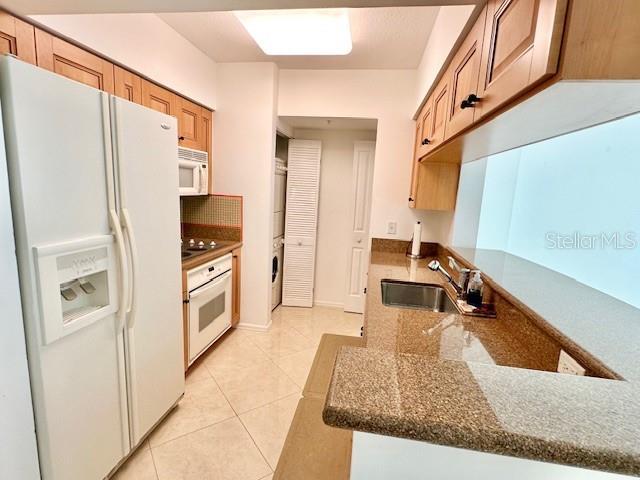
323,249,640,476
181,240,242,271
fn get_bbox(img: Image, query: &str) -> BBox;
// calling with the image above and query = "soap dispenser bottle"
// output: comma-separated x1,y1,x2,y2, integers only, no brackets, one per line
467,271,484,308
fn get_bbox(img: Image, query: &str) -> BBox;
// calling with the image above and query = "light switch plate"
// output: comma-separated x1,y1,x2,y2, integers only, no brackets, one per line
557,350,586,376
387,221,397,235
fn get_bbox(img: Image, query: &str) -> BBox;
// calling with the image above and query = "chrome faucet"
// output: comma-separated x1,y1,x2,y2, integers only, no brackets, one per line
427,258,469,297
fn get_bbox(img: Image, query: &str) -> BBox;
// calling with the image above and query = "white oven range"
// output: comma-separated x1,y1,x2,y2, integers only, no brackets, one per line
186,253,233,365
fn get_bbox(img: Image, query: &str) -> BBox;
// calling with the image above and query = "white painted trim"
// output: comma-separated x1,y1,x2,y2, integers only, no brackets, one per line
313,300,345,309
235,320,273,332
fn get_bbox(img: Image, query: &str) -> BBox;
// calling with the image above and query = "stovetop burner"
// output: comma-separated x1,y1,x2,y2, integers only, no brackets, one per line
181,238,220,260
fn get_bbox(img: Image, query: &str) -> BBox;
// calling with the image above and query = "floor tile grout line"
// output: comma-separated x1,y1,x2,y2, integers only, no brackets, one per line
148,410,237,450
147,443,161,480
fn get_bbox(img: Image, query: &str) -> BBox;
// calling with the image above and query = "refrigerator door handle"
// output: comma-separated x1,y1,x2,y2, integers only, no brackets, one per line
110,208,129,332
122,207,139,329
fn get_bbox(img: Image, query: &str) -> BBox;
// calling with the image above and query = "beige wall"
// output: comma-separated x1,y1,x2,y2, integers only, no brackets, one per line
279,69,453,244
212,62,279,329
29,13,218,107
293,128,377,308
414,5,474,114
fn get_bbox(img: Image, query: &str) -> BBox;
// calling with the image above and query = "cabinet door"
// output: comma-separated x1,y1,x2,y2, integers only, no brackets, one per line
114,66,142,104
177,96,204,150
445,7,487,139
35,29,114,93
476,0,567,119
141,79,177,117
414,97,433,161
201,108,213,194
427,75,450,152
0,12,36,64
415,162,460,211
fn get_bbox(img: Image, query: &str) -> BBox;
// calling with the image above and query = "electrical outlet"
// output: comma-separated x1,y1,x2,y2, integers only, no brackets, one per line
387,221,397,235
557,350,586,376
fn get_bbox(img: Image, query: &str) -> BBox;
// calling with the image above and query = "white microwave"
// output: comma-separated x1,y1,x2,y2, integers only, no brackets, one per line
178,146,208,196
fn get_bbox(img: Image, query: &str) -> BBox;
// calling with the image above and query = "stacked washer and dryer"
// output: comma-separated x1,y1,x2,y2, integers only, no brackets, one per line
272,157,287,310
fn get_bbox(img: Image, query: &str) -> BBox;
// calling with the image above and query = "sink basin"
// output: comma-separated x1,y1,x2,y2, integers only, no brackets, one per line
381,279,458,313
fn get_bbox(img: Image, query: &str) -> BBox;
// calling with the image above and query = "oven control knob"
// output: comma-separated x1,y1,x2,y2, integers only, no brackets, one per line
198,241,205,248
209,241,216,248
189,239,195,246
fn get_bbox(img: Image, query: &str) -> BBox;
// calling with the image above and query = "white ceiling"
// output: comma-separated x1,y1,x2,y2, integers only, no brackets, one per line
5,0,479,15
280,116,378,131
158,7,440,69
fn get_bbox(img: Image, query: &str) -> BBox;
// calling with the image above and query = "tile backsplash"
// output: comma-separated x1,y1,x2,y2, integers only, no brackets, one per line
180,195,243,241
181,195,242,227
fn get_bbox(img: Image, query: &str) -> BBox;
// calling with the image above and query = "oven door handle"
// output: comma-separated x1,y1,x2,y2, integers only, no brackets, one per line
189,271,231,300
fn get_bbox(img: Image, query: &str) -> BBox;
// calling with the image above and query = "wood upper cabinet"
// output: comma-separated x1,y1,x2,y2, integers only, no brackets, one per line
475,0,567,119
427,74,451,152
177,96,205,150
34,29,114,93
414,161,460,211
445,7,487,139
201,108,214,194
114,65,142,104
0,12,36,64
141,79,177,117
414,96,433,161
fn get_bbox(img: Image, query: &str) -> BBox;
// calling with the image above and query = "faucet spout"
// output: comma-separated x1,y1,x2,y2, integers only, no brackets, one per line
427,260,464,296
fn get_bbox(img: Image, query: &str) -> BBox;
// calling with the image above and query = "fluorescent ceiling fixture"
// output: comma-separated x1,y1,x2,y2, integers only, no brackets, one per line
234,9,352,56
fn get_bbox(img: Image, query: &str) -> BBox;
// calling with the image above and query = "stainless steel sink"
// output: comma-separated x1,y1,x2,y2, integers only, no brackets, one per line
381,279,458,313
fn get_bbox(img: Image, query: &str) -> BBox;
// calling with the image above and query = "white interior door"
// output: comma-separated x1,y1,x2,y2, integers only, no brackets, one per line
344,141,376,313
282,139,322,307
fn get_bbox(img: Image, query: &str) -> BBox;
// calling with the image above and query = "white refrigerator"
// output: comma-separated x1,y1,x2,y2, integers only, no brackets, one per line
0,56,185,479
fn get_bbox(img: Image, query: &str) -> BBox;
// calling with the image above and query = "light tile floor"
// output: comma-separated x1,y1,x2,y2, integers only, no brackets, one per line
112,305,362,480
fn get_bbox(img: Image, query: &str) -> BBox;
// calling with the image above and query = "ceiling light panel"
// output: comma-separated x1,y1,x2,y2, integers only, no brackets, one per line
234,9,352,56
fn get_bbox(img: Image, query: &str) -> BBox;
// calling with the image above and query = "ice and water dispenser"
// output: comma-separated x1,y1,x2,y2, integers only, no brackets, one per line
34,235,118,345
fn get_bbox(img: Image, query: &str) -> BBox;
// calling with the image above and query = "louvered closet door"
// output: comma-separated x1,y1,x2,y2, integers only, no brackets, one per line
282,140,322,307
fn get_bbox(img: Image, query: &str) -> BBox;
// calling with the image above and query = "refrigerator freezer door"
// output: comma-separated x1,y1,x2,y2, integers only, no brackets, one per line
0,57,129,479
0,100,41,480
110,96,184,447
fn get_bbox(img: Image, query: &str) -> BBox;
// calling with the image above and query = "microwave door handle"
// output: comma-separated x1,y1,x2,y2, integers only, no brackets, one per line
190,271,231,300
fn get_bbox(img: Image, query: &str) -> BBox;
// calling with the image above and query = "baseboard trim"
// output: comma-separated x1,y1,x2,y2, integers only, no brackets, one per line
236,319,273,332
312,300,345,309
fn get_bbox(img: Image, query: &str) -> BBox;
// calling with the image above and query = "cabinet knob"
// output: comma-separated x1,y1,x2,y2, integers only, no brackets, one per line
409,197,414,202
178,136,185,141
421,138,431,145
460,94,480,109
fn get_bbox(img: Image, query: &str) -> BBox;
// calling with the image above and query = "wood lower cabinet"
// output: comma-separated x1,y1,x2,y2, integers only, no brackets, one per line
475,0,567,119
231,249,241,326
35,29,114,93
141,79,177,117
414,162,460,211
114,65,142,103
0,12,36,64
445,6,487,139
